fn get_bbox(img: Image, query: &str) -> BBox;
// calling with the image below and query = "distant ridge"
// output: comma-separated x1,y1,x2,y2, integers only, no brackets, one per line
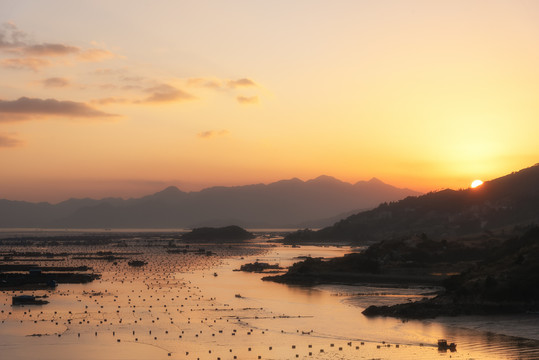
285,164,539,243
0,176,420,229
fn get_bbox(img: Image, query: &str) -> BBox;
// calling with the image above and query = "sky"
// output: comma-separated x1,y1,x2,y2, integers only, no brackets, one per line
1,0,538,202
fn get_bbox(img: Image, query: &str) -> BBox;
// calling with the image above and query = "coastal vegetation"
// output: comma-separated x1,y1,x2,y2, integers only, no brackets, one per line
363,226,539,318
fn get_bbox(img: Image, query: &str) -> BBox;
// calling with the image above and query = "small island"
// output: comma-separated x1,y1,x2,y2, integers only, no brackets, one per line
263,254,381,285
237,261,282,273
181,226,255,243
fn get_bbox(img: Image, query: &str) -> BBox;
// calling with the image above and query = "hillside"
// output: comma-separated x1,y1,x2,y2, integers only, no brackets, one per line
0,176,419,229
362,226,539,318
285,164,539,244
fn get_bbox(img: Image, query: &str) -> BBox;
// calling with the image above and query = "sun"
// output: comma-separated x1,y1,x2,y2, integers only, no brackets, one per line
471,179,483,188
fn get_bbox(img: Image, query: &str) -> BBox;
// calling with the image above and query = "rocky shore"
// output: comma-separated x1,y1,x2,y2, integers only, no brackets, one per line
365,226,539,318
362,297,538,319
267,226,539,319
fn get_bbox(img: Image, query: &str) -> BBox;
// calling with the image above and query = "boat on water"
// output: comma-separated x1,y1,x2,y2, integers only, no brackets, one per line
438,339,457,351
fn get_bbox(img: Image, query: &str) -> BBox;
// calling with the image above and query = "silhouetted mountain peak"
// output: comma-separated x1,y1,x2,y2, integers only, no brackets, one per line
0,175,420,229
354,177,388,187
367,177,385,185
149,186,186,200
58,197,93,205
268,178,304,187
307,175,346,185
285,163,539,243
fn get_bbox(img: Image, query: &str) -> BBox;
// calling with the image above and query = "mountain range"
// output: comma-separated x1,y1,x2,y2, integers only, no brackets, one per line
0,176,420,229
285,164,539,243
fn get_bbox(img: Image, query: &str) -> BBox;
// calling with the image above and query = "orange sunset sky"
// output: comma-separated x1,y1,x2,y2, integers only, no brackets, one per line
1,1,538,202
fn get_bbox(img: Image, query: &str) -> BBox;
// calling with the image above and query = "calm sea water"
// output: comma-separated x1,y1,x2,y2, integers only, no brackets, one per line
0,231,538,359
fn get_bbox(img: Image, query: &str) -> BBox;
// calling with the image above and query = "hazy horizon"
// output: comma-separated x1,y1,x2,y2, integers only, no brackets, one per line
2,173,417,203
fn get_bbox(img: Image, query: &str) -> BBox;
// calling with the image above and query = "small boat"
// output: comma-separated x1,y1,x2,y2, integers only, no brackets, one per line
438,339,457,351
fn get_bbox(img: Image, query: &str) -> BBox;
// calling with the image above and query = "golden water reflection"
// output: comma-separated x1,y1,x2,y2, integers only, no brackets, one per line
0,238,538,359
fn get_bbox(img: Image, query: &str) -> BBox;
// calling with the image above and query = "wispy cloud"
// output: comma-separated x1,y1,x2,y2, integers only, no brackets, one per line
78,49,115,62
236,95,259,104
23,43,79,56
227,78,257,88
187,78,222,89
90,97,130,105
0,97,118,121
92,67,126,76
197,129,229,139
0,22,28,48
187,77,258,90
120,75,145,83
0,23,117,71
0,133,23,147
140,84,195,103
41,77,70,88
89,83,195,106
1,57,50,71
